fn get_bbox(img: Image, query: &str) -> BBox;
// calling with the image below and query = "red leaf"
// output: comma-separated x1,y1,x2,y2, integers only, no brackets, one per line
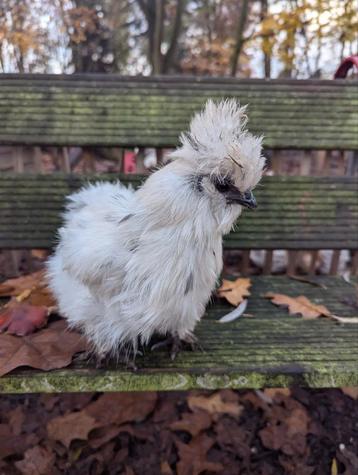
0,304,49,336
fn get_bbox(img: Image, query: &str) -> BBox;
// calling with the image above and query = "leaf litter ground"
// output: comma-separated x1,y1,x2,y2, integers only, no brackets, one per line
0,389,357,475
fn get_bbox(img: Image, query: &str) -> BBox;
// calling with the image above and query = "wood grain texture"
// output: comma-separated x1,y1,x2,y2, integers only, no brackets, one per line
1,276,357,392
0,174,357,250
0,75,357,149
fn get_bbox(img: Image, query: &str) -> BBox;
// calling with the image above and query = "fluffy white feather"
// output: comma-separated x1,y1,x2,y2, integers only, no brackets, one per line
47,99,265,357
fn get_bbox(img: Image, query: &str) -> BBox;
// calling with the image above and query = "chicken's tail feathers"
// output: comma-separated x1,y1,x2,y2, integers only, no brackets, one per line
63,181,135,215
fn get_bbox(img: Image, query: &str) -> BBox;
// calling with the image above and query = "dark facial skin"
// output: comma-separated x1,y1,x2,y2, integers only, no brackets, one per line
212,176,257,209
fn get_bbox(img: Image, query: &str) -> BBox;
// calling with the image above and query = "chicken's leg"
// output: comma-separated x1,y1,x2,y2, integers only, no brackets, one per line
151,333,203,360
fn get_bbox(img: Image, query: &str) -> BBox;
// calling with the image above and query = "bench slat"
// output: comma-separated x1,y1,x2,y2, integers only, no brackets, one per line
0,174,357,250
1,276,357,393
1,76,357,149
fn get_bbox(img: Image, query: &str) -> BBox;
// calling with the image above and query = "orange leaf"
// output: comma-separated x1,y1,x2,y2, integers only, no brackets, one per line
265,293,332,319
188,392,243,418
217,278,251,306
341,387,358,399
0,271,44,297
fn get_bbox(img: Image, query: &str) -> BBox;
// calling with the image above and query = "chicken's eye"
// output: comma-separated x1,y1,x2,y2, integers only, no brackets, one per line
212,177,233,193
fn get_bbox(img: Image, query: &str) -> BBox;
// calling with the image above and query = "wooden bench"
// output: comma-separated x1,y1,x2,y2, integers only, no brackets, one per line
0,75,357,393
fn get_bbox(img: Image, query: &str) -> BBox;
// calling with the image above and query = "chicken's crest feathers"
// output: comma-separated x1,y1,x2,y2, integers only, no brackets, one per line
170,99,265,190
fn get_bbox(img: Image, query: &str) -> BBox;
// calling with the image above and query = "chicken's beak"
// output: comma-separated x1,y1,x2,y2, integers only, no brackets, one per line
226,187,257,209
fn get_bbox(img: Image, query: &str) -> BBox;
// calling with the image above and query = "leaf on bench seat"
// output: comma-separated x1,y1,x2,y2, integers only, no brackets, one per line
0,303,50,336
265,293,358,323
0,270,57,336
217,278,251,306
265,293,331,319
0,271,45,297
0,320,88,377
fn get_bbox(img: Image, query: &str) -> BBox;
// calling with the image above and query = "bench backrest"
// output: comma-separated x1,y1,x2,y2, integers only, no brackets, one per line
1,75,357,150
1,174,357,251
1,75,357,274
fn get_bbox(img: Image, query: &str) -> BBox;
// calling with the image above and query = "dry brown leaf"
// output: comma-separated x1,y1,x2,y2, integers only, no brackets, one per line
0,270,56,307
85,392,157,427
88,424,125,449
175,433,223,475
259,407,309,456
0,270,57,336
0,320,88,377
0,271,44,297
262,388,291,403
170,411,212,437
265,293,331,319
341,387,358,399
188,392,243,418
160,461,174,475
217,278,251,306
47,411,98,448
14,445,55,475
265,293,358,323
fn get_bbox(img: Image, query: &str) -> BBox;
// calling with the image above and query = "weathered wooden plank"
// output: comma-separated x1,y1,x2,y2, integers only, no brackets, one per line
0,276,357,392
0,174,357,250
0,75,356,149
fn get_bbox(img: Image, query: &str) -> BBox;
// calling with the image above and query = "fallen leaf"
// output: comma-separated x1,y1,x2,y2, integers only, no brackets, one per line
14,446,55,475
0,271,44,297
0,423,39,459
0,320,88,377
85,392,157,426
265,293,331,319
0,270,56,308
265,293,358,323
0,303,50,336
218,299,248,322
341,387,358,399
160,461,174,475
217,278,251,306
89,424,125,449
259,406,309,456
8,406,24,436
170,411,212,437
0,270,56,336
47,411,98,448
279,455,315,475
188,392,243,418
263,388,291,403
175,433,223,475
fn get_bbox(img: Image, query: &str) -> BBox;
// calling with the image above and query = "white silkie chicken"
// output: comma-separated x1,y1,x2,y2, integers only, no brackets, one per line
47,99,265,361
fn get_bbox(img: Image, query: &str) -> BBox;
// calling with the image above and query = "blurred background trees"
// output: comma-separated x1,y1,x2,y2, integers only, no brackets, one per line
0,0,357,77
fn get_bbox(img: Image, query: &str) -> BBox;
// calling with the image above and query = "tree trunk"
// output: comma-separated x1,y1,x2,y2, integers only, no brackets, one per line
261,0,271,78
163,0,185,73
152,0,164,74
230,0,250,77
